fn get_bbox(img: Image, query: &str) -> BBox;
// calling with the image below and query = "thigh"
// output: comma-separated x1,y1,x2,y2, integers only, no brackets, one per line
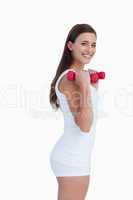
57,175,90,200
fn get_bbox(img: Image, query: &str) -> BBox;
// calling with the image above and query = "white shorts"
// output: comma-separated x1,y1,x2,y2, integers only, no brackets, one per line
50,158,91,177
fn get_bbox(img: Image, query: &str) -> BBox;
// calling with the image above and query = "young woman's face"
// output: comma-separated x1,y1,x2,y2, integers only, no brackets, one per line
67,32,96,66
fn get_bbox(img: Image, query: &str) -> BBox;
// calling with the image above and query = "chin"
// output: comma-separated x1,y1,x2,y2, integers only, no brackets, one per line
84,60,91,65
82,58,92,65
78,58,91,66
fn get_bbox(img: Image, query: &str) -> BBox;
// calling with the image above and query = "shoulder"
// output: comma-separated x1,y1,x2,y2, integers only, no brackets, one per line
58,71,79,96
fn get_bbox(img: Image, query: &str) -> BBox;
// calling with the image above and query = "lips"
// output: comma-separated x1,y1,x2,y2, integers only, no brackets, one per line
82,54,91,59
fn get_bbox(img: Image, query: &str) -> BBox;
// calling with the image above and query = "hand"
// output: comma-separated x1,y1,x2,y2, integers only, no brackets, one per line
75,70,91,92
87,68,99,89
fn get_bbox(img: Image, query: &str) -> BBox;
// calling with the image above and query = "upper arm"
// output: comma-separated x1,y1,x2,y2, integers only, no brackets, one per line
58,73,93,133
58,75,80,115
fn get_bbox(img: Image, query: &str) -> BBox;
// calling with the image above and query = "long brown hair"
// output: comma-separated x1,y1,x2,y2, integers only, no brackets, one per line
49,23,97,110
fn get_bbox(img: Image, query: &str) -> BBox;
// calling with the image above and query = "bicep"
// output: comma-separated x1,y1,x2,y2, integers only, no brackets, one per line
62,80,81,115
61,78,93,133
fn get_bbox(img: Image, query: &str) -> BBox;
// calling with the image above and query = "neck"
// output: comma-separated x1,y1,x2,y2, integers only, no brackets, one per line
69,63,85,72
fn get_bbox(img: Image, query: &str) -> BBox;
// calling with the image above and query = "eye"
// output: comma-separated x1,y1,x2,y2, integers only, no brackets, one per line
81,42,87,46
81,42,96,47
92,44,96,48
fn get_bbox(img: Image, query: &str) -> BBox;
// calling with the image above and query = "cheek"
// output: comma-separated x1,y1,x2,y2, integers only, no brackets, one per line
73,48,82,57
72,45,85,58
92,48,96,54
75,44,83,51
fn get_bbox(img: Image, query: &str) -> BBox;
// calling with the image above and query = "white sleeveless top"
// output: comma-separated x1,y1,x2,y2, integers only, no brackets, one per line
50,68,99,168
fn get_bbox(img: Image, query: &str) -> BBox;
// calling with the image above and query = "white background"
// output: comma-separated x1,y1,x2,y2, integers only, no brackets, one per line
0,0,133,199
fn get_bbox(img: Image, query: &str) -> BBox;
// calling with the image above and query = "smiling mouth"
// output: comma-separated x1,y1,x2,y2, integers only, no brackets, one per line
82,54,92,59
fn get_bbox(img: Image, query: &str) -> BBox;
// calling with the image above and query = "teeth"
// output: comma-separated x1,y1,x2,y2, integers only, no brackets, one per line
83,54,90,58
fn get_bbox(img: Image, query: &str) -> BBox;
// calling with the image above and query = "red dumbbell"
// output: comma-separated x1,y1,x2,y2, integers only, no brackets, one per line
66,70,105,83
90,71,105,83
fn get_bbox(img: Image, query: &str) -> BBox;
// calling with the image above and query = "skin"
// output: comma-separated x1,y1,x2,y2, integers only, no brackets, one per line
57,32,98,200
68,32,98,89
67,32,97,70
57,176,90,200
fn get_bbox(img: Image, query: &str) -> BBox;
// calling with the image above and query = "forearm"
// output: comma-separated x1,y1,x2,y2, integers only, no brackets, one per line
75,87,94,132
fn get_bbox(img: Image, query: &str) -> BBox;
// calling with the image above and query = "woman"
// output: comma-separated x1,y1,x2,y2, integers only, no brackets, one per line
49,23,99,200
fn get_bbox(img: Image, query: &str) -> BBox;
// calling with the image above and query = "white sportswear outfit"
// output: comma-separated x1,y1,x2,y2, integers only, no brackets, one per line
49,68,99,177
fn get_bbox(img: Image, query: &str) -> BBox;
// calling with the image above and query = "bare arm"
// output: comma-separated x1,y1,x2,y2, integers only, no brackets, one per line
74,86,93,133
62,70,94,133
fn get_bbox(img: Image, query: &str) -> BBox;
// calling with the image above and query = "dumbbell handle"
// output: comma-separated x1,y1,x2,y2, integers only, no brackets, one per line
66,70,105,83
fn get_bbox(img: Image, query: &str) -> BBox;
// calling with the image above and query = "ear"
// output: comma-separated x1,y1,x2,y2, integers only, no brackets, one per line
67,41,73,51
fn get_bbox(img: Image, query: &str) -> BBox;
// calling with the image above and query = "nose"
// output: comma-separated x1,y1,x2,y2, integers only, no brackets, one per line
86,45,94,54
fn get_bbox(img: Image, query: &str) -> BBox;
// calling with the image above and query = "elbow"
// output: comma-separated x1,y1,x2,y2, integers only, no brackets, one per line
74,114,93,134
79,126,91,133
79,121,93,133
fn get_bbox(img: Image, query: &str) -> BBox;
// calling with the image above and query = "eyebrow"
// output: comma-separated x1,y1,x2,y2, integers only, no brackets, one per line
81,40,96,44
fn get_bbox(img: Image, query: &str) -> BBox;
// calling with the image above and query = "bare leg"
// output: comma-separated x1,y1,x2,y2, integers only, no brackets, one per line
56,175,90,200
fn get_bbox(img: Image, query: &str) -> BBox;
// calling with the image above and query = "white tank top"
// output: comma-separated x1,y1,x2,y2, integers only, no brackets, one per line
52,68,99,167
